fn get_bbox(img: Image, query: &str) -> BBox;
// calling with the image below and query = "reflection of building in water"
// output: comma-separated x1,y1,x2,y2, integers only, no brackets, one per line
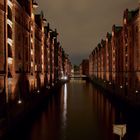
92,87,125,140
79,59,89,77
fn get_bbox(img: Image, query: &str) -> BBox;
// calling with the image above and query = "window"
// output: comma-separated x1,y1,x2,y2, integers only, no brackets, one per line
8,6,12,20
7,25,12,39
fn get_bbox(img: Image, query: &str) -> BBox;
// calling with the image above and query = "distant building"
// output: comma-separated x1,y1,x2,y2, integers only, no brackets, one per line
89,52,94,77
79,59,89,76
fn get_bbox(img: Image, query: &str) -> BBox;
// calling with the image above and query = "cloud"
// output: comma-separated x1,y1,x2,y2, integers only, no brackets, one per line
36,0,138,65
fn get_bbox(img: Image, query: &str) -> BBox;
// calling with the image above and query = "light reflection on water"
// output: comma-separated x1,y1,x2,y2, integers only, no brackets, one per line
5,79,140,140
60,83,68,140
70,78,86,83
63,83,67,128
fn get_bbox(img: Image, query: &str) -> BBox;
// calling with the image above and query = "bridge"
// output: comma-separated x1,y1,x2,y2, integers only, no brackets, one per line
70,74,88,79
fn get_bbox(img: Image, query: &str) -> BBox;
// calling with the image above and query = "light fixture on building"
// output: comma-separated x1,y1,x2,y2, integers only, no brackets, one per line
31,13,34,19
8,0,13,8
18,99,22,104
7,19,13,28
33,1,38,9
124,18,127,25
112,31,114,36
31,49,33,55
31,38,33,43
37,89,40,93
35,65,37,71
109,82,112,85
31,62,33,67
8,57,13,64
106,38,108,42
31,26,33,31
7,38,13,46
136,90,139,93
120,85,123,89
43,18,47,24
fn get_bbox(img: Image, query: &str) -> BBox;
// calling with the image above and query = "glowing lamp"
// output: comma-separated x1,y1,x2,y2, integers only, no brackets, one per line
18,99,22,104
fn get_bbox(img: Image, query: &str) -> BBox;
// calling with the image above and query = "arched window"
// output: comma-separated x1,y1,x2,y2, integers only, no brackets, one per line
8,6,12,20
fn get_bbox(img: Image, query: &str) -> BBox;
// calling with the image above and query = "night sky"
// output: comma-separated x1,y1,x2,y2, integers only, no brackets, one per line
36,0,138,65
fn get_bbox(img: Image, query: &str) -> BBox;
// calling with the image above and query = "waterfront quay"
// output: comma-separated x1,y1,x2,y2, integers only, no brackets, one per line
2,79,140,140
0,0,140,140
0,0,72,138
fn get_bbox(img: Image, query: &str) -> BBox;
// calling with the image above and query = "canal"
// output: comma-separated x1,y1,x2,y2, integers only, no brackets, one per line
5,79,140,140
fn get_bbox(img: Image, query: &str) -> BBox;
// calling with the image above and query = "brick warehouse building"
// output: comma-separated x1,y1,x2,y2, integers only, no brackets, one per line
0,0,71,116
79,59,89,76
88,4,140,95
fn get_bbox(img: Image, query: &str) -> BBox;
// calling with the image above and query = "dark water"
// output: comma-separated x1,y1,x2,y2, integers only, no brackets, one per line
5,79,140,140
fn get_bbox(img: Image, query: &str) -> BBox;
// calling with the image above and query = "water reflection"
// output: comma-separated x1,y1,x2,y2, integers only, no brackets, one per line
63,84,67,128
5,80,140,140
60,83,68,140
91,85,140,140
92,87,118,140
